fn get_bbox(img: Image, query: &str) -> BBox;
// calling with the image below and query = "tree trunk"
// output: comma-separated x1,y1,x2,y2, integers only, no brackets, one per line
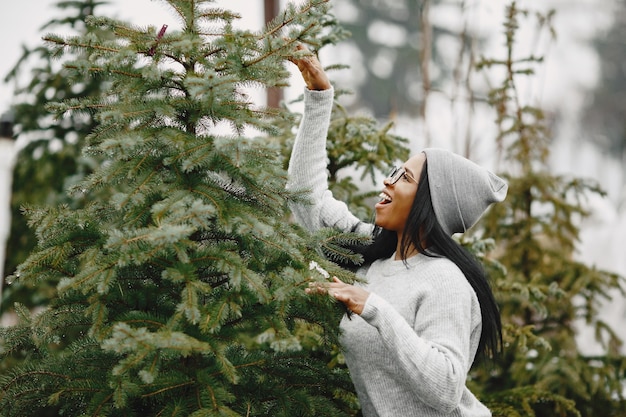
265,0,282,108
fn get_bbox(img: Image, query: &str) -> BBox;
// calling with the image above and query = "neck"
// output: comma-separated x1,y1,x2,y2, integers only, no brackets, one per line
395,234,418,260
395,232,428,260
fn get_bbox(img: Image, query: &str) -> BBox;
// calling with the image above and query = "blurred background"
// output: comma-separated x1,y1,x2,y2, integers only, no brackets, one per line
1,0,624,356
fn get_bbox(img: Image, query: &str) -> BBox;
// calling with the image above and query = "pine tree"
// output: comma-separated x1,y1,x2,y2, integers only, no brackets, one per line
468,3,626,416
0,1,373,415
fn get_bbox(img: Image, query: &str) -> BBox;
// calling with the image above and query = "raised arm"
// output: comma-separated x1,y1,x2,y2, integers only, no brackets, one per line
287,48,372,235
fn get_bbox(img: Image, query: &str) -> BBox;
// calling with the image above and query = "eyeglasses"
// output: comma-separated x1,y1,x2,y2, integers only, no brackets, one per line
386,166,417,185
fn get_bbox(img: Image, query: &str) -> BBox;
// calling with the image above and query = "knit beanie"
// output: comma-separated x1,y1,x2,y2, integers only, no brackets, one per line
422,148,508,235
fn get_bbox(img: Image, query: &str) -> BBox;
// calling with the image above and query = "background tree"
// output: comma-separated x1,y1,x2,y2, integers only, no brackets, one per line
2,0,111,313
332,0,478,124
468,3,626,416
580,0,626,201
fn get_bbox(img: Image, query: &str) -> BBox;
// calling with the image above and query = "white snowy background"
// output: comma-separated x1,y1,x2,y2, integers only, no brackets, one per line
0,0,624,354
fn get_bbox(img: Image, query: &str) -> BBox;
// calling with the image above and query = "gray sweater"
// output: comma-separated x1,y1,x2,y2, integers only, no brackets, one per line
287,88,491,417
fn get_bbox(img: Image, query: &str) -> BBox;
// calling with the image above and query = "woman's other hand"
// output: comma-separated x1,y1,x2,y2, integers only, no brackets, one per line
288,44,331,91
306,277,370,315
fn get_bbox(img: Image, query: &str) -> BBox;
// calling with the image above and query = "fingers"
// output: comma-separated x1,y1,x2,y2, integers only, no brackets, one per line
287,42,306,61
286,43,312,68
306,276,345,294
305,281,329,295
305,277,368,315
287,43,331,91
287,42,308,62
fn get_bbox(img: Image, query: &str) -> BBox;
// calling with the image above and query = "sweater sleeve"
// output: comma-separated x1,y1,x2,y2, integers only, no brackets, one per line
287,88,373,235
360,269,479,413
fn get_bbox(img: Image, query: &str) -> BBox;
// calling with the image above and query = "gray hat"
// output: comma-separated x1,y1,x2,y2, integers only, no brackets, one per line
423,148,508,235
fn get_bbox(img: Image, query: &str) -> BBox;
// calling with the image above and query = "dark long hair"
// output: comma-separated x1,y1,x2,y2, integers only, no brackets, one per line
354,160,502,362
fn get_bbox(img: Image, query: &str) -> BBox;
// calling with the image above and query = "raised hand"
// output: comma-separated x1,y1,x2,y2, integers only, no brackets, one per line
288,44,332,91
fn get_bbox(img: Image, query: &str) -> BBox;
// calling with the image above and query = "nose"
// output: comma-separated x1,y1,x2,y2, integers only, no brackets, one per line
383,177,392,186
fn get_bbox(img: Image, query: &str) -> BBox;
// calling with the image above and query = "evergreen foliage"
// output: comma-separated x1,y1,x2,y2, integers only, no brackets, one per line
2,0,110,312
0,1,384,415
469,3,626,416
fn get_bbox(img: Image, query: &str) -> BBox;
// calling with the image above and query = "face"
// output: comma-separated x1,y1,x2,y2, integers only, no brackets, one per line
374,153,425,233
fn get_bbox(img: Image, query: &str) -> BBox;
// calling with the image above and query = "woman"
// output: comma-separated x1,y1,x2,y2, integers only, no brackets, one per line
287,48,508,417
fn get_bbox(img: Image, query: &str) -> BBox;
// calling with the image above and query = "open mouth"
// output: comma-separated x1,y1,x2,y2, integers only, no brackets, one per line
378,192,392,205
